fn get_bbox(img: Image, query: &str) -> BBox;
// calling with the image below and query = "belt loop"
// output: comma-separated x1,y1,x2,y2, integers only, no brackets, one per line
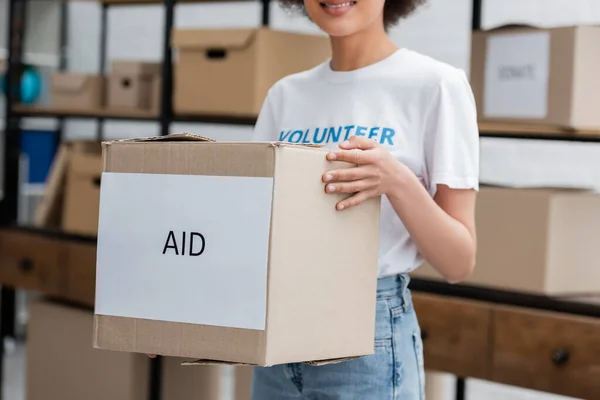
399,273,412,310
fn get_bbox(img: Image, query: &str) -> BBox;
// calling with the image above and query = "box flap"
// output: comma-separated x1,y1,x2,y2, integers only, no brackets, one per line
172,28,256,50
103,132,216,146
51,74,92,93
181,356,358,368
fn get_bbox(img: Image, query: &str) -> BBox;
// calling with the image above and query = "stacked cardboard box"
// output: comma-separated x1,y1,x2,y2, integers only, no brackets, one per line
172,27,330,116
412,186,600,295
27,300,253,400
50,61,161,113
49,28,330,117
470,25,600,131
35,140,102,237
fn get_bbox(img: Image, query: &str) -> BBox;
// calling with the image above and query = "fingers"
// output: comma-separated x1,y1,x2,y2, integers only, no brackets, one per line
325,178,376,195
323,166,371,183
148,354,157,359
339,136,378,150
326,148,365,164
336,190,374,211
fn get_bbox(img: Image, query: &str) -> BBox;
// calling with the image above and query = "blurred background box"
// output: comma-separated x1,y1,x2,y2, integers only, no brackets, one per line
34,140,102,236
412,186,600,295
172,27,330,117
61,150,103,236
107,61,161,112
51,73,105,111
471,25,600,130
27,300,253,400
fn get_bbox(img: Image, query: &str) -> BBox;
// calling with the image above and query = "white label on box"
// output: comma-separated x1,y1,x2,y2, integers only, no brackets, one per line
484,31,551,119
95,172,273,331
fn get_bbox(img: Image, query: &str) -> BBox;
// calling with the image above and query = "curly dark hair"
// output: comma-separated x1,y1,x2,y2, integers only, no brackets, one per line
278,0,428,29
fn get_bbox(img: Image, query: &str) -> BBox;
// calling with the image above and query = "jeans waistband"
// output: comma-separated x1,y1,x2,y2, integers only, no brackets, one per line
376,273,411,303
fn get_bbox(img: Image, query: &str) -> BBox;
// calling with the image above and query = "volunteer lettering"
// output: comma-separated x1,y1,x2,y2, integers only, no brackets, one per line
278,125,396,146
162,230,206,256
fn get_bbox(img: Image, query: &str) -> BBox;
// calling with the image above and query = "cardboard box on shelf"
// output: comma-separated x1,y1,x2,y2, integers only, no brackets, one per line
470,25,600,131
62,150,103,236
172,27,330,117
411,186,600,295
93,133,381,366
51,73,104,110
107,61,161,112
28,300,253,400
34,140,102,236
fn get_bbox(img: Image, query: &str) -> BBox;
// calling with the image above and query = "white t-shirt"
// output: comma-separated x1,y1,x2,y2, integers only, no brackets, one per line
251,48,480,277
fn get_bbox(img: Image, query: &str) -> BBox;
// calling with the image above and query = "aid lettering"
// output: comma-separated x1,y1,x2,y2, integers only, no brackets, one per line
189,232,206,256
162,230,179,255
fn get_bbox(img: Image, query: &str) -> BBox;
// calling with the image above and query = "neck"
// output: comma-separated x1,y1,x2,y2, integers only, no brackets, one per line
329,22,398,71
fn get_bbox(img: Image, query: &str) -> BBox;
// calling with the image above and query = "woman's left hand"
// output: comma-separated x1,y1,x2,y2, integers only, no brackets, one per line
323,136,406,210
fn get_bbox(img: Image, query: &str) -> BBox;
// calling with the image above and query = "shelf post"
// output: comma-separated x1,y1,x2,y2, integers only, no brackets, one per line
158,0,175,137
472,0,483,31
0,0,28,397
261,0,271,26
97,3,109,141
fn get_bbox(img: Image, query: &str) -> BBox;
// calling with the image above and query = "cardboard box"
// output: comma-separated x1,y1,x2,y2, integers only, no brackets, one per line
51,73,104,110
61,146,103,236
470,25,600,130
412,187,600,295
108,61,161,112
172,28,330,117
93,133,380,366
35,140,102,235
27,300,253,400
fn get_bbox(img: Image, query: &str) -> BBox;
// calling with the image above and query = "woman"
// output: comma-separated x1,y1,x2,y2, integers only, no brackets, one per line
250,0,479,398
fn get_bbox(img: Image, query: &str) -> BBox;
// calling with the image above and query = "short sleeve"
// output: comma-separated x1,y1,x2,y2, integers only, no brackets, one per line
251,87,279,142
424,69,480,197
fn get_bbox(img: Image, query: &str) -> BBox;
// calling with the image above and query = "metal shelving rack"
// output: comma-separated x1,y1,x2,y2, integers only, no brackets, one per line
1,0,269,399
2,0,600,399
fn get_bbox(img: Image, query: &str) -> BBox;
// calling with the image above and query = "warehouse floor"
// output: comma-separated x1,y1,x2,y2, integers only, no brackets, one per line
2,342,576,400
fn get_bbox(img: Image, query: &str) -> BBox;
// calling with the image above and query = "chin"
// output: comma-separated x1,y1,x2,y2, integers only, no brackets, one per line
305,0,368,37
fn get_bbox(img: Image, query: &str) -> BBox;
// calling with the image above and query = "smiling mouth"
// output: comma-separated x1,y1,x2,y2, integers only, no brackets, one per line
320,1,357,9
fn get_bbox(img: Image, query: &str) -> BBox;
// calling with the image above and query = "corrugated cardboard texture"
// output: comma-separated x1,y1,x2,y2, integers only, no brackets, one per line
27,301,150,400
62,151,103,236
412,187,600,295
102,142,275,178
173,28,330,116
470,26,577,128
264,145,380,365
94,316,267,364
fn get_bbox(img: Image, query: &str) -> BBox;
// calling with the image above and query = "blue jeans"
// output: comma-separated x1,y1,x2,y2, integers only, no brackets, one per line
251,274,426,399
